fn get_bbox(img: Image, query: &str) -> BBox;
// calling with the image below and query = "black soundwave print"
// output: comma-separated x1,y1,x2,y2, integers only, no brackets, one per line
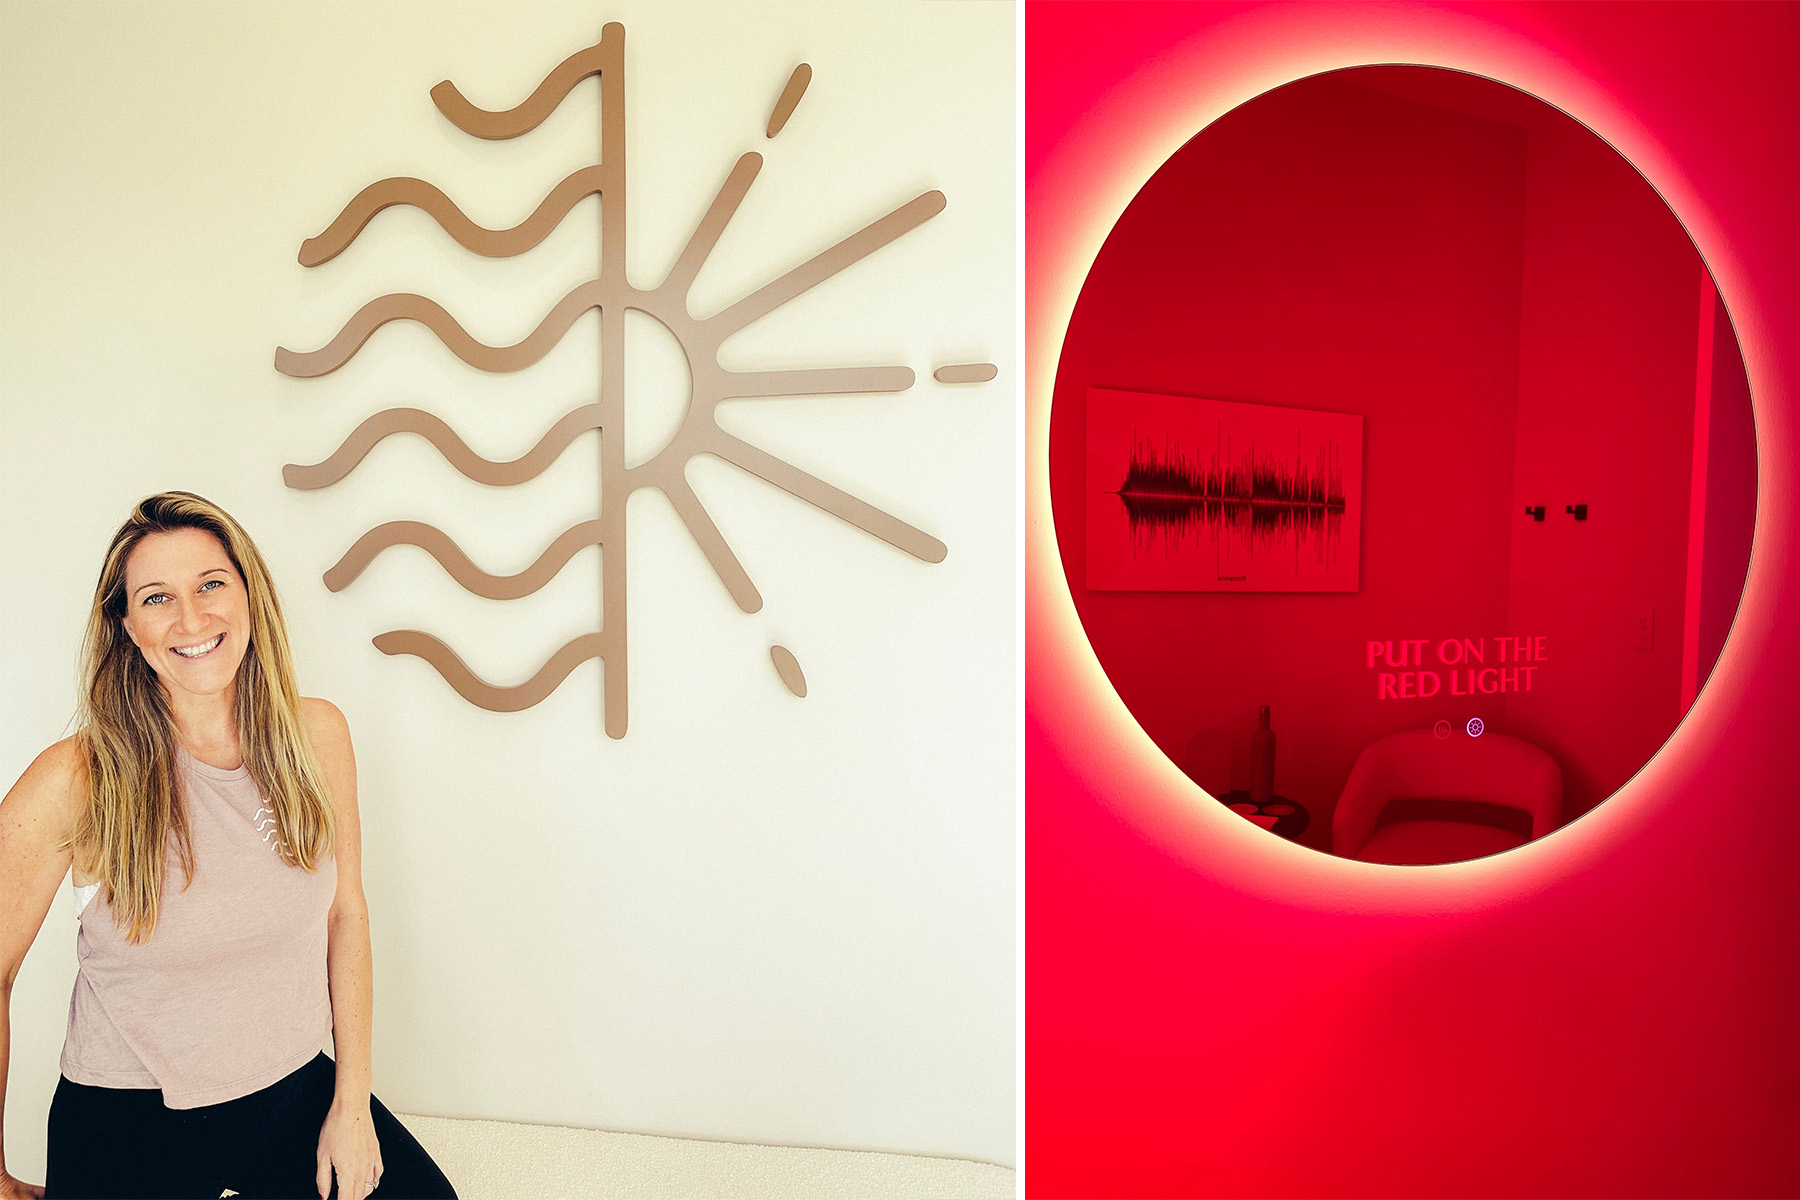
1113,429,1347,566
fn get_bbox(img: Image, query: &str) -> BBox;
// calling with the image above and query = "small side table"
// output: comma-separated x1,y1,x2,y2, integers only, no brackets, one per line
1218,791,1310,842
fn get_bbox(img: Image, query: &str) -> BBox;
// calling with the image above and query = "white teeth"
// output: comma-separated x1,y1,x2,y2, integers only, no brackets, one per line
172,634,224,659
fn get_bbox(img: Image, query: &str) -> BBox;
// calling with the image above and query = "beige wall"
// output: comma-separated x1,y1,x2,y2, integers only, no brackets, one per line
0,0,1015,1179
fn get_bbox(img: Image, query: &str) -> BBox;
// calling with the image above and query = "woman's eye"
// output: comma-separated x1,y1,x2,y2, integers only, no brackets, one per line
141,581,223,605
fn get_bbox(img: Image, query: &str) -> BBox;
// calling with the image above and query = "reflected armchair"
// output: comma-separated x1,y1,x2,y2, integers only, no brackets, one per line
1333,729,1562,865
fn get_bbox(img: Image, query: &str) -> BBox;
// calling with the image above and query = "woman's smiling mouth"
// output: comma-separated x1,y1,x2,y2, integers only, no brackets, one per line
170,633,225,660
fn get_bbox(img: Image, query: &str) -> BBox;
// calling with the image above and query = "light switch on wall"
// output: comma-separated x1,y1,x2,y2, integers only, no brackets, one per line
1634,606,1655,651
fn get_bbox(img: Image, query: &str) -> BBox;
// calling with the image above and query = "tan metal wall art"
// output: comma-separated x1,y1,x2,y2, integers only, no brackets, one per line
278,23,996,737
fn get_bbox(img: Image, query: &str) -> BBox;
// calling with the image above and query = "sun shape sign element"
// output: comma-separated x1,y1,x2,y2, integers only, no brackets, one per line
276,23,995,739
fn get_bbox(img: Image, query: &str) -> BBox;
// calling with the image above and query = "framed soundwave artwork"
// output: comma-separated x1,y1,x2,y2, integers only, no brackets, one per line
1085,387,1363,592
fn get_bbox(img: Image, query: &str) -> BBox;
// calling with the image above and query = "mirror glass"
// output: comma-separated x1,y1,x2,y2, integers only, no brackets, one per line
1050,66,1756,864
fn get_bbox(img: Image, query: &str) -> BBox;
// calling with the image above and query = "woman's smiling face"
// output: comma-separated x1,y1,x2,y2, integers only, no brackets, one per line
120,527,251,701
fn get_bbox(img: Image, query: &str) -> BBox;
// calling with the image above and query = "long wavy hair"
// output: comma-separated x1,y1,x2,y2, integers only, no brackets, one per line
66,492,336,944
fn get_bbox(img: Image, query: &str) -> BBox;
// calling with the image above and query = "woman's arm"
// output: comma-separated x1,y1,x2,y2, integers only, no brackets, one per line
304,699,383,1200
0,741,83,1200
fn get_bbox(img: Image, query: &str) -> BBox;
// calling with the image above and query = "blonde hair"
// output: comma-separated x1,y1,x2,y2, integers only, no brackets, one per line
67,491,336,944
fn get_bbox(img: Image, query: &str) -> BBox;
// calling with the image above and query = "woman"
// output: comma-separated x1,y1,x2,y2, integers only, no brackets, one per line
0,492,455,1199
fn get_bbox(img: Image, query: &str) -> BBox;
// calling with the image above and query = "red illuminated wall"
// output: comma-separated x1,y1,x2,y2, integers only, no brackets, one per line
1052,74,1528,845
1499,108,1709,818
1027,2,1800,1196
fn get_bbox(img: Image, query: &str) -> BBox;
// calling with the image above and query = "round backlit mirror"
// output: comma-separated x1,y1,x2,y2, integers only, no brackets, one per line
1050,65,1755,864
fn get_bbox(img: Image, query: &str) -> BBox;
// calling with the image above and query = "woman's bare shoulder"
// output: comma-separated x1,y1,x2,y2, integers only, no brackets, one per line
298,700,357,825
299,697,351,749
1,736,86,834
16,736,83,799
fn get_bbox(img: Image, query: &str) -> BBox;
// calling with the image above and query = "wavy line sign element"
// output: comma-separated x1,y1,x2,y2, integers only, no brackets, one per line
277,22,995,738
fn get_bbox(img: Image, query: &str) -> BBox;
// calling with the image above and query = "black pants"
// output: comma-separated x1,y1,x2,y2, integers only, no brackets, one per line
45,1053,456,1199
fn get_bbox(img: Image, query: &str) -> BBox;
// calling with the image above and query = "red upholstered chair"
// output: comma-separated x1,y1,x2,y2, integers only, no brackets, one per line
1332,729,1562,865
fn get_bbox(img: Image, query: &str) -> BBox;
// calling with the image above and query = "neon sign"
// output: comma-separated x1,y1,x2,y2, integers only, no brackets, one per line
1364,636,1549,700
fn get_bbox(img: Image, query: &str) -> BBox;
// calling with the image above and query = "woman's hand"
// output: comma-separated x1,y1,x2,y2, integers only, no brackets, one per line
316,1096,383,1200
0,1168,44,1199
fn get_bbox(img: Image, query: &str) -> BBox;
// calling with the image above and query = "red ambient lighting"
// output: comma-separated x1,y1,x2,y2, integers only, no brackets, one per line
1028,3,1798,1196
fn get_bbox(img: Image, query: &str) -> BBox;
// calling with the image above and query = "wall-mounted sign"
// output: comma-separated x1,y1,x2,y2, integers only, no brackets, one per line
277,22,995,738
1364,635,1549,699
1085,388,1363,592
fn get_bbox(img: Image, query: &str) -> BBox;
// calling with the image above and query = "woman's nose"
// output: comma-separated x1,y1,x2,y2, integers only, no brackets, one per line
171,594,207,632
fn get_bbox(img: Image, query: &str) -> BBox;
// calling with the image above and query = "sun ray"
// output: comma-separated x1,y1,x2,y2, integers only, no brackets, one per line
718,365,913,399
766,65,811,138
374,630,605,712
706,190,945,336
705,431,947,563
933,363,998,384
659,153,762,302
285,405,602,489
661,478,762,613
770,645,807,696
325,519,603,599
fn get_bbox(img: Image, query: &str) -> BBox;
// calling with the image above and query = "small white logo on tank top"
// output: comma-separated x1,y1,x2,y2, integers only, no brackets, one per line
252,806,290,858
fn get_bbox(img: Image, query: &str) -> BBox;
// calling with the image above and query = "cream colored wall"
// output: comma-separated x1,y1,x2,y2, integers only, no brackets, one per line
0,0,1015,1181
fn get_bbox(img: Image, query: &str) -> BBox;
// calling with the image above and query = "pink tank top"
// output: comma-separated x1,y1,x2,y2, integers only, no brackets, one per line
61,745,337,1108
